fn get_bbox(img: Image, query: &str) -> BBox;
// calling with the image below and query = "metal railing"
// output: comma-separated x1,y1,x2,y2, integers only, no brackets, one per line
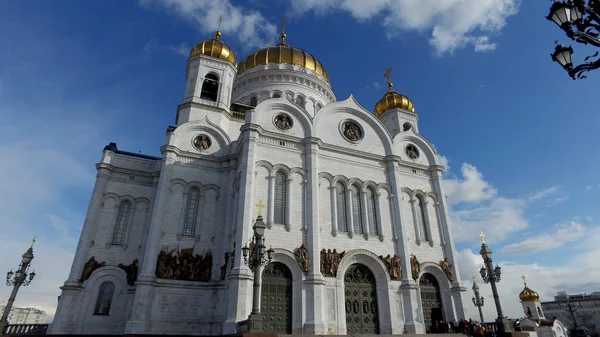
3,324,48,335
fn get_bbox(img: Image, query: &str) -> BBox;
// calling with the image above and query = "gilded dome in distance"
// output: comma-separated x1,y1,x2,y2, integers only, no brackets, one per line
519,275,540,302
189,27,237,66
374,68,415,118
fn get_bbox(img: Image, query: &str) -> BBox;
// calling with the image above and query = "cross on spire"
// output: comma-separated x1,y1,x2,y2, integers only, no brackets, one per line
472,275,476,283
215,16,223,40
255,200,266,217
30,236,36,248
479,231,486,244
384,67,393,91
279,17,288,45
522,274,527,285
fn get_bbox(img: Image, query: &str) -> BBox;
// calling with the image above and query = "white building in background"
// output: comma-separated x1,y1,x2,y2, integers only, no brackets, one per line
541,292,600,337
48,25,469,336
0,301,46,324
516,279,568,337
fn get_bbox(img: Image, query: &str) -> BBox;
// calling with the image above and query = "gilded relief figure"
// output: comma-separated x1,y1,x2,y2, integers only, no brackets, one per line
294,243,310,274
379,254,402,280
343,121,362,141
410,254,421,281
320,248,345,277
81,256,106,282
155,247,213,281
439,257,453,282
118,258,139,286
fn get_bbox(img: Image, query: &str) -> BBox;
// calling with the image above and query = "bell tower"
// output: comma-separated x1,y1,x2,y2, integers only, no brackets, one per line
177,22,238,125
373,68,419,137
520,276,545,320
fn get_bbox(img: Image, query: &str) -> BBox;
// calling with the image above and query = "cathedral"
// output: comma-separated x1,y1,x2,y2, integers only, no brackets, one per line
48,23,469,336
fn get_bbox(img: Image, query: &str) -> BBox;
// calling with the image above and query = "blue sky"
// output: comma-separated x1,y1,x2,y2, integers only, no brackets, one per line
1,0,599,322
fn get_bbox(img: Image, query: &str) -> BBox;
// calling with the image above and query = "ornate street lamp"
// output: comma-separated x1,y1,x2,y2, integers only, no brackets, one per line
472,275,485,323
478,232,513,335
242,201,275,333
547,0,600,79
0,238,37,335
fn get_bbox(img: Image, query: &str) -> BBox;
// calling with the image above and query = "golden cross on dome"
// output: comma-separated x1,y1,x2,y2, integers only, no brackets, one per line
31,236,36,248
522,275,527,285
279,17,288,45
215,16,223,40
384,67,393,91
255,200,266,217
479,231,486,244
472,275,476,283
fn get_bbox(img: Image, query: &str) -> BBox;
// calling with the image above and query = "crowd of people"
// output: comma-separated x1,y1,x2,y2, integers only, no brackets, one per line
429,318,496,337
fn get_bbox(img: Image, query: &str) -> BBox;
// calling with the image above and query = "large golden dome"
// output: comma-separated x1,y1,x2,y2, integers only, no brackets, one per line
519,283,540,302
189,31,237,66
237,32,330,84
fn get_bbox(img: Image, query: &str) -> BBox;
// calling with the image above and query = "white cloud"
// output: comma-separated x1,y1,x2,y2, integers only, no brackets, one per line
437,154,450,172
143,38,158,53
528,186,560,202
586,185,592,191
444,163,497,205
288,0,520,54
501,221,586,255
169,42,191,57
139,0,278,50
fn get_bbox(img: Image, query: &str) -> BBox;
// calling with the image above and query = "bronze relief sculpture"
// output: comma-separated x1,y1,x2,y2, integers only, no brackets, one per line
294,243,310,274
118,258,139,286
379,254,402,280
320,248,345,277
439,257,453,282
410,254,421,281
81,256,106,282
155,247,213,282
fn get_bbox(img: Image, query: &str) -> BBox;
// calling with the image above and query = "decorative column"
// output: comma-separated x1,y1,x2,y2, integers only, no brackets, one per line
285,176,293,232
433,202,446,246
375,192,385,241
65,167,110,285
330,185,338,236
124,151,176,334
429,165,467,319
303,137,327,334
409,198,422,245
346,188,355,238
421,198,435,247
361,190,370,239
385,157,423,334
267,175,275,228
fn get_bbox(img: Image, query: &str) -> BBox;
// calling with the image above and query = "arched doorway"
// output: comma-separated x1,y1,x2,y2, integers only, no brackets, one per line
344,264,379,334
261,262,292,333
419,273,444,333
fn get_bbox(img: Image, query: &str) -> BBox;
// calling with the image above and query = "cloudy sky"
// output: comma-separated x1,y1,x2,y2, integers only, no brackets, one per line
1,0,600,323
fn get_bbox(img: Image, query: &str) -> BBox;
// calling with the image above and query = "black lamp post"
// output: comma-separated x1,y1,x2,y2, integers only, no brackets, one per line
478,232,512,336
472,275,485,323
0,238,36,335
547,0,600,79
242,201,275,333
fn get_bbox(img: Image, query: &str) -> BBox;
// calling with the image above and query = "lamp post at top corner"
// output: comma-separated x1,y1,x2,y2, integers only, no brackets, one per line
0,238,37,335
478,232,512,336
547,0,600,79
241,201,275,333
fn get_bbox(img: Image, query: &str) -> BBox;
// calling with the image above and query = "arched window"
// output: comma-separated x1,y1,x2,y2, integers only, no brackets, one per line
416,195,429,241
272,93,281,98
183,187,200,236
296,96,305,109
366,187,378,235
200,73,219,101
94,282,114,315
274,171,287,224
111,201,132,245
336,182,348,232
351,185,363,234
316,103,323,112
249,96,258,107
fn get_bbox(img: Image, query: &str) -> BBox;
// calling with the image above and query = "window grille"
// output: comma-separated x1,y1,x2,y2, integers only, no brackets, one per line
367,188,379,235
183,187,200,236
416,196,429,241
274,172,287,224
111,201,132,245
351,185,363,234
336,183,348,232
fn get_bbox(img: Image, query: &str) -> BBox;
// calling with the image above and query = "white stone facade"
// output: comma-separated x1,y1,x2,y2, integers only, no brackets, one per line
48,45,468,336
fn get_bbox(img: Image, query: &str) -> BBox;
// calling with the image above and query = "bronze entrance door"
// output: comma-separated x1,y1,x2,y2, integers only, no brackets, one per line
344,264,379,334
261,262,293,333
419,273,443,333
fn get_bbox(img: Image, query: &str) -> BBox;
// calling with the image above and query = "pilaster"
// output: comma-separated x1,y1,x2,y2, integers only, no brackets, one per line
385,157,424,334
303,137,327,334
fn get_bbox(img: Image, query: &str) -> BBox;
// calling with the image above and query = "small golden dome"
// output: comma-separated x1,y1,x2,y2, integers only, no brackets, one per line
374,90,415,117
189,31,237,66
519,284,540,302
374,70,415,117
